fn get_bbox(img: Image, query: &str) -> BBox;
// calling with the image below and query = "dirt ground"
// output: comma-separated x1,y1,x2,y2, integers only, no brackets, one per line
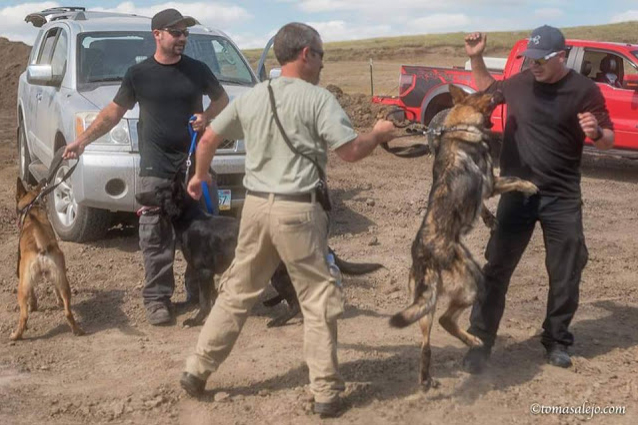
1,40,638,425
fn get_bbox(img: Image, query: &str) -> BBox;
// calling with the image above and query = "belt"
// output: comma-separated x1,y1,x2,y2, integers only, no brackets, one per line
247,190,314,203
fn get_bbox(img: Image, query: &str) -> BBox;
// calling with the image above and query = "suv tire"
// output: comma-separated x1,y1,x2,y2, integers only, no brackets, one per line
47,147,111,242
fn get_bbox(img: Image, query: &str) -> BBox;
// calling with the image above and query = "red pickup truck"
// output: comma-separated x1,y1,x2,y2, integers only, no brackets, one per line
373,38,638,153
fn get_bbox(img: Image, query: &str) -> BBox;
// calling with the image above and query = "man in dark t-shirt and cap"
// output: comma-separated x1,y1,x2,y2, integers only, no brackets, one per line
64,9,229,325
461,25,614,371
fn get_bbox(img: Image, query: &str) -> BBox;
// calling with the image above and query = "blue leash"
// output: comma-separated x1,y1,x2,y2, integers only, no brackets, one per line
187,116,216,214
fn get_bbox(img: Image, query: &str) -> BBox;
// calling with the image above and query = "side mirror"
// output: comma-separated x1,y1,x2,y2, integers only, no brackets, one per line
623,74,638,91
269,68,281,79
26,64,60,86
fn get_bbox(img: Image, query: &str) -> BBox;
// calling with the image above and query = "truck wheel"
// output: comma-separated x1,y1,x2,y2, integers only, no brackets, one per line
47,147,111,242
428,108,451,153
18,117,36,185
429,108,451,128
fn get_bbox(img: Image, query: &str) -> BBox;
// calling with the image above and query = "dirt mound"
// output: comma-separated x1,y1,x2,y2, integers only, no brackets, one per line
326,84,389,130
0,38,31,112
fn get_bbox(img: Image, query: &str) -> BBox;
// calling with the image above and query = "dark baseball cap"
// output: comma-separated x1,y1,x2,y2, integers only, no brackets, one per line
151,8,198,30
518,25,566,60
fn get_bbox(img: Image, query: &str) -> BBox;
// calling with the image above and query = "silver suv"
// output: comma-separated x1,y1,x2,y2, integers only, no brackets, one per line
17,7,260,241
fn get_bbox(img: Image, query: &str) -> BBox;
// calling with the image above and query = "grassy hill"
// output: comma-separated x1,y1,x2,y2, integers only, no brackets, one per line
243,21,638,64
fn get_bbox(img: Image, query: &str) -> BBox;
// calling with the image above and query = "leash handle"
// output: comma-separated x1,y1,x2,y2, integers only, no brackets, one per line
187,116,215,215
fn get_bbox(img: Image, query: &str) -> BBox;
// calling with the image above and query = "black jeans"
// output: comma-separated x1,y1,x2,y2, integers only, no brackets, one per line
468,193,589,349
138,176,210,308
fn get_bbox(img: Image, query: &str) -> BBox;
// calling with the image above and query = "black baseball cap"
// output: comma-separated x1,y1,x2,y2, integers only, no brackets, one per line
518,25,566,60
151,8,198,30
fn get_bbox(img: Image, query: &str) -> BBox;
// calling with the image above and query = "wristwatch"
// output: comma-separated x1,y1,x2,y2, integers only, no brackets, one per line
591,125,604,142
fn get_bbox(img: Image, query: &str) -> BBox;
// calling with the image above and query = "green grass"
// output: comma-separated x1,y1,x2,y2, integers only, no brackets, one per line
243,21,638,63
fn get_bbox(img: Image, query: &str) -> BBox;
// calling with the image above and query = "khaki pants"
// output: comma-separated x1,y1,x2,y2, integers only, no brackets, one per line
184,193,345,403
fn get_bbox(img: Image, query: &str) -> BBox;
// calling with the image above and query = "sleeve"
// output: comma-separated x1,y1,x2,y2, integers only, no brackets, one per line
581,83,614,131
209,98,244,140
201,62,225,101
112,68,136,110
316,92,358,151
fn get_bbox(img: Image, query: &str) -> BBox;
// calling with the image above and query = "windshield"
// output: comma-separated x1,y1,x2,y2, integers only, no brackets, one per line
77,31,255,86
632,50,638,62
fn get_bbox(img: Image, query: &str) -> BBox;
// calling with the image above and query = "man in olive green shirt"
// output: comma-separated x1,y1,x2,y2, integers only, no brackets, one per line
181,22,395,418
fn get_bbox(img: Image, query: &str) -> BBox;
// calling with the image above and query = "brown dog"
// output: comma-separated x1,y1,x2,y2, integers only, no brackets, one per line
389,85,538,390
12,178,84,340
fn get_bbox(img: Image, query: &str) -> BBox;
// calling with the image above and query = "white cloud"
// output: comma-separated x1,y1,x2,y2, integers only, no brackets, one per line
610,10,638,23
306,20,393,43
408,14,471,32
0,2,60,44
93,1,252,28
534,7,564,20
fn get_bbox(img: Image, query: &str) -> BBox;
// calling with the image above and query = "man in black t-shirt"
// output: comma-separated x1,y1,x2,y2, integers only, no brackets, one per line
64,9,229,325
461,26,614,372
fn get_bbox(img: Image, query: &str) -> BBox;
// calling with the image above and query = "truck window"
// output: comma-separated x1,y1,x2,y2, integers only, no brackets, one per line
77,32,256,87
50,29,68,77
582,50,624,88
36,28,59,65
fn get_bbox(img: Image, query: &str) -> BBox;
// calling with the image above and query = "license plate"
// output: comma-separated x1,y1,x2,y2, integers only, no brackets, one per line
218,189,231,211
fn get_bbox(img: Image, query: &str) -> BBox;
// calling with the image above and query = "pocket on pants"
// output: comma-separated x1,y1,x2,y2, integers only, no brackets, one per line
139,214,162,249
277,213,317,262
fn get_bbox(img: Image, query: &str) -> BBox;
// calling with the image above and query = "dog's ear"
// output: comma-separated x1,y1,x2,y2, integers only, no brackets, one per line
16,177,26,201
449,84,468,105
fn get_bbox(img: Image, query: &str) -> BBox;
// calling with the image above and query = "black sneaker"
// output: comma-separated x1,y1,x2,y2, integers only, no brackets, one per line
546,344,572,368
145,303,172,326
180,372,206,397
462,345,491,375
313,398,346,418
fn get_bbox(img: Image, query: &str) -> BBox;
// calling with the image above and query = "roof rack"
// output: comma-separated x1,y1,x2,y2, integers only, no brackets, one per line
25,6,86,28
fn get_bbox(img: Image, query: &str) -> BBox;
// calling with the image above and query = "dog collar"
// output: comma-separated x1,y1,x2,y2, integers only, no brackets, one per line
437,124,487,143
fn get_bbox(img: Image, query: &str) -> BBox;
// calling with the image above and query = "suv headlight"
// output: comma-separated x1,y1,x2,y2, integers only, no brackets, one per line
75,112,131,146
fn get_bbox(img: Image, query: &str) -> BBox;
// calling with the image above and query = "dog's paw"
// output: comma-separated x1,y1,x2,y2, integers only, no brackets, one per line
182,317,203,328
419,378,440,393
522,182,539,195
467,335,484,348
9,331,22,341
482,214,498,231
73,327,85,336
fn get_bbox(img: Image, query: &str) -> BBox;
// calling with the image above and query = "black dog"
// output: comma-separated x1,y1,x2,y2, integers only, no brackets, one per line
156,176,384,327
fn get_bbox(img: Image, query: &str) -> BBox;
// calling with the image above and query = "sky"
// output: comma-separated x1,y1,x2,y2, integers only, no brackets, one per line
2,1,638,49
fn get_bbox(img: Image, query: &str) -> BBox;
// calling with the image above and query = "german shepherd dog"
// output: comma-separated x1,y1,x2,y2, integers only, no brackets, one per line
12,178,84,340
156,176,383,327
389,85,538,390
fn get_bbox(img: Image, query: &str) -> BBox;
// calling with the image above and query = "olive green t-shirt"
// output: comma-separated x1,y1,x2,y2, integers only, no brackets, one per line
210,77,357,194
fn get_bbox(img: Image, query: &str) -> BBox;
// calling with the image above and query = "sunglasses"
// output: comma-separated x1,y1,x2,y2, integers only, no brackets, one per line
163,28,189,38
310,47,324,60
533,51,560,66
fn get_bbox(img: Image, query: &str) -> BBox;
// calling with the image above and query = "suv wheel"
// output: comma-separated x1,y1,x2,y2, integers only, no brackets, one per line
47,147,111,242
18,118,36,185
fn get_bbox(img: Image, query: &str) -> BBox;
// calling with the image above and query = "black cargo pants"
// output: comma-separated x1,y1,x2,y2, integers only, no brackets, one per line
468,192,589,349
138,176,217,308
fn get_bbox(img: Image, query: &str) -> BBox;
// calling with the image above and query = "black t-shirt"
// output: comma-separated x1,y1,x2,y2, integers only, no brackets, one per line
488,69,613,198
114,55,223,178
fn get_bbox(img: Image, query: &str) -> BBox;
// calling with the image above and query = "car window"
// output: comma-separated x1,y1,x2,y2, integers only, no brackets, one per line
77,32,256,86
50,29,68,77
37,28,59,65
581,49,628,88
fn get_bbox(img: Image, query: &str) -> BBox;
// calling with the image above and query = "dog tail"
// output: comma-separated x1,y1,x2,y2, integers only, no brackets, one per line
389,268,439,328
333,253,383,275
